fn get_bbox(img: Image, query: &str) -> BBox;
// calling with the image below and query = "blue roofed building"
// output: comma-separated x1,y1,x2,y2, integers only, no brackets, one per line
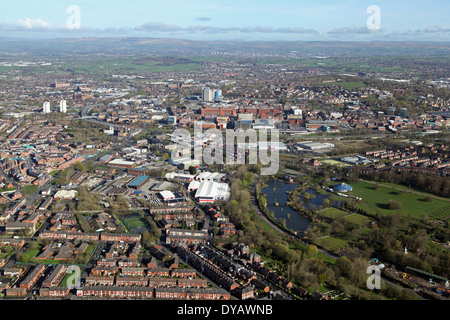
127,175,150,189
332,183,353,192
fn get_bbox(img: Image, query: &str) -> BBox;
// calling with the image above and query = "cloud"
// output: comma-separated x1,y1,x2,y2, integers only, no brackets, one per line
393,26,450,38
424,26,450,33
195,17,211,21
0,18,56,31
135,22,319,35
135,22,183,32
327,26,383,35
15,18,53,30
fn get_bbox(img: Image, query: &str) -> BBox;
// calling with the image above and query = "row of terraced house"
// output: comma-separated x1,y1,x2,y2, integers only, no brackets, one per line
39,231,141,242
76,286,230,300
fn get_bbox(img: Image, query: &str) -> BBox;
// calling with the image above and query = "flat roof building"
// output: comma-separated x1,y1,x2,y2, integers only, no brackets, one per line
194,181,230,203
127,175,150,189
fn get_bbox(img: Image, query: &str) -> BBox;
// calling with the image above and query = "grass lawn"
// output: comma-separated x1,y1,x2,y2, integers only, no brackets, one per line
319,207,348,219
348,180,450,219
343,213,372,226
124,217,146,229
49,170,59,176
317,252,336,265
21,184,39,196
355,203,378,216
319,207,372,226
316,236,349,251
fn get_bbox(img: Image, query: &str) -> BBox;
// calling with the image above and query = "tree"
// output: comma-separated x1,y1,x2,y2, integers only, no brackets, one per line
307,244,319,257
336,256,353,277
387,200,402,210
188,166,197,175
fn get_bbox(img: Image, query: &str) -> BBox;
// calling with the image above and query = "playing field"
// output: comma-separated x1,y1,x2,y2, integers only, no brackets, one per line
122,213,148,232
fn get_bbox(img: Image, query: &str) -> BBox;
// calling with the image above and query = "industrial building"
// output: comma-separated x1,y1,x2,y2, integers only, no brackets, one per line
296,141,335,151
54,190,78,199
127,175,150,189
193,181,230,203
195,172,225,182
107,159,137,168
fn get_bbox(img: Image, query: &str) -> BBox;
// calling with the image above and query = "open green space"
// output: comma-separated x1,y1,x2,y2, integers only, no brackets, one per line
121,212,148,232
319,207,372,226
318,207,348,219
18,242,96,265
62,56,200,75
124,216,147,229
343,213,372,226
21,184,39,196
347,180,450,219
316,236,349,251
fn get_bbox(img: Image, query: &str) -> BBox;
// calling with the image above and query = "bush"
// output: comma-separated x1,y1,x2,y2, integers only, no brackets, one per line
387,200,402,210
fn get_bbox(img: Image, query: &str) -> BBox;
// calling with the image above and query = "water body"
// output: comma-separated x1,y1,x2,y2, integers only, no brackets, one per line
300,189,341,211
261,178,311,235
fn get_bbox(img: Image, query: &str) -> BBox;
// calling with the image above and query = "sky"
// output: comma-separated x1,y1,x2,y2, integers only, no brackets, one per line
0,0,449,41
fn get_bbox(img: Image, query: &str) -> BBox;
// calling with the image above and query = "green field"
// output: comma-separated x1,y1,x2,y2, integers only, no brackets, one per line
21,185,39,196
124,217,146,229
122,213,148,232
319,207,372,226
347,181,450,219
319,207,348,219
316,236,349,251
65,56,200,75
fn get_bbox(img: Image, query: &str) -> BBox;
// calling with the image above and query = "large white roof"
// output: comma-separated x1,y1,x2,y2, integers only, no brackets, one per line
159,190,175,200
195,181,229,200
195,171,225,181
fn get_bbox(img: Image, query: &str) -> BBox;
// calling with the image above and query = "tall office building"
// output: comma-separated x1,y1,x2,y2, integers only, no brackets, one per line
42,102,51,114
399,107,408,118
60,100,67,113
387,107,396,115
202,87,213,102
214,89,222,100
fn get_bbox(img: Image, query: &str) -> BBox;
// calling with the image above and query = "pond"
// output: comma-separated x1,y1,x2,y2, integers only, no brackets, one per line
260,178,311,235
300,189,341,211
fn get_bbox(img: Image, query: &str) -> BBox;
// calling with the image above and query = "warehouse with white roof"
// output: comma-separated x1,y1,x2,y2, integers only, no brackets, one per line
192,181,230,203
195,172,226,182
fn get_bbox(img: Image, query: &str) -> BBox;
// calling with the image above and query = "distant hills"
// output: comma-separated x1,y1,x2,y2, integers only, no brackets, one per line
0,37,449,58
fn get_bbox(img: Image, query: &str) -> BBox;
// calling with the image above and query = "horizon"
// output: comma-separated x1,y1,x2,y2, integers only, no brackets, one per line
0,0,449,42
1,36,450,43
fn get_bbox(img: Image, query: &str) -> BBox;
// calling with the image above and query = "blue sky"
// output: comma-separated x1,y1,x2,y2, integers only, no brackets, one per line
0,0,449,41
